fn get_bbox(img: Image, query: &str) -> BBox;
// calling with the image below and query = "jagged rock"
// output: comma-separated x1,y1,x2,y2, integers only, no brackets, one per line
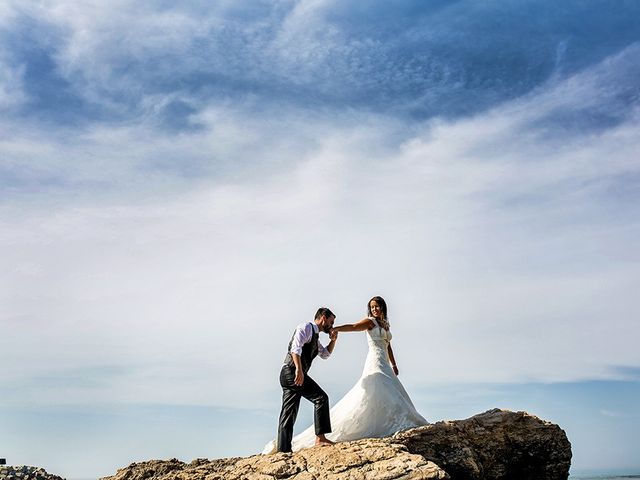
0,466,65,480
101,409,571,480
393,409,572,480
102,441,447,480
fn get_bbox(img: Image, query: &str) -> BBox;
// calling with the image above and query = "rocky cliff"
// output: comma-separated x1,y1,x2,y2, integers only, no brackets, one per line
101,409,571,480
393,408,571,480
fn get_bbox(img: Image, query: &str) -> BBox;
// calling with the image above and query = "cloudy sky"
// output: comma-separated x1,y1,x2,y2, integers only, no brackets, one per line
1,0,639,478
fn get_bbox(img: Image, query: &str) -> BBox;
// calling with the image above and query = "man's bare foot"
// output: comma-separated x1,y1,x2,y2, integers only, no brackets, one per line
314,435,335,447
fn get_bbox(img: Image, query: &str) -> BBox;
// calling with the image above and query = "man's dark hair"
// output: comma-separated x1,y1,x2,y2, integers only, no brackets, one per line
315,307,335,320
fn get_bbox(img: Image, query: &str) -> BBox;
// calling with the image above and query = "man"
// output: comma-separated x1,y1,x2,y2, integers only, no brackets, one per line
276,307,338,453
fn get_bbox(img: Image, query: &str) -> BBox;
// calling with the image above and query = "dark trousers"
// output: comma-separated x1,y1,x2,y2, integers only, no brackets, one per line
276,364,331,453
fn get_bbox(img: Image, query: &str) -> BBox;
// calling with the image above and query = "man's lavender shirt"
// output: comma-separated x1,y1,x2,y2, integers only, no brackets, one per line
288,322,332,361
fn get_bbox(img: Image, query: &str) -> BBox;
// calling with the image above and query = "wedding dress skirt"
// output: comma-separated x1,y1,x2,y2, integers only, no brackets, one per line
263,319,427,453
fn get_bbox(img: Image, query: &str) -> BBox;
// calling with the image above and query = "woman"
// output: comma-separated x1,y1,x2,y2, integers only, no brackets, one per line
263,296,427,453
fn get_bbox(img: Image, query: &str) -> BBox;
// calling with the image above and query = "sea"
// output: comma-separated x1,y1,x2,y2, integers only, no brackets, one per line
569,475,640,480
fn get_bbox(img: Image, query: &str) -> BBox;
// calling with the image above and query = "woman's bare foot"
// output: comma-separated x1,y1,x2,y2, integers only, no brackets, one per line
314,434,335,447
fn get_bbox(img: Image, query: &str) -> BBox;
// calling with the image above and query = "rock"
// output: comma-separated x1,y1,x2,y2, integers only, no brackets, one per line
0,466,64,480
393,409,572,480
101,409,571,480
102,441,448,480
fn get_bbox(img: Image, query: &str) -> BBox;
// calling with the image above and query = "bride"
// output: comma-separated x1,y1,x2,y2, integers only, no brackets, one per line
263,296,427,453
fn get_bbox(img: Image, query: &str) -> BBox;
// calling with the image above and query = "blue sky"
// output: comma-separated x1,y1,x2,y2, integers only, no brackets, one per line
1,1,639,478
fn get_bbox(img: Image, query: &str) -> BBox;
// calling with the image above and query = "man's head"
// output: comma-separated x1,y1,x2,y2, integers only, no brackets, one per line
314,307,336,333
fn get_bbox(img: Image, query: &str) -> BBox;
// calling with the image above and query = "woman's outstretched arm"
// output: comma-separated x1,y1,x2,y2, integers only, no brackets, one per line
388,343,399,375
332,317,375,333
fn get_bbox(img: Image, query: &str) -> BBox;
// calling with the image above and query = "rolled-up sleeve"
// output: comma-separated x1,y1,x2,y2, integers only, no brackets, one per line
290,323,312,355
317,341,331,359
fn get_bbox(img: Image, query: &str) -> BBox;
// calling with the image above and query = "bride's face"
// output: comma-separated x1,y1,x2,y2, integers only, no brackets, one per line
369,300,383,319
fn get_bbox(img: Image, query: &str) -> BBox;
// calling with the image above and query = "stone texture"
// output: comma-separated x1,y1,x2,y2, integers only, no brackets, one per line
102,440,447,480
0,466,65,480
393,409,572,480
100,408,571,480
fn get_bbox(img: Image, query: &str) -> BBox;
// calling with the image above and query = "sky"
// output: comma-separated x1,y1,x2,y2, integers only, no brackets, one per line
1,0,639,478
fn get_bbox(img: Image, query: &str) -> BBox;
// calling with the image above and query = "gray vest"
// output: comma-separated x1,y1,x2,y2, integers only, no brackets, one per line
284,323,319,373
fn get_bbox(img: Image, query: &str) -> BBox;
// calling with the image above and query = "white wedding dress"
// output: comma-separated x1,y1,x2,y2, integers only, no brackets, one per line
263,318,427,453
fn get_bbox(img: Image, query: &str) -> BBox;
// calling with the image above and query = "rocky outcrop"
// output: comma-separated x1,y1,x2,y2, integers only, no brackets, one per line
102,441,448,480
393,409,572,480
102,409,571,480
0,466,64,480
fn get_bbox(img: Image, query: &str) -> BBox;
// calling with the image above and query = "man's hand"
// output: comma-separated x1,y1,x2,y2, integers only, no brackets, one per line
329,329,338,342
294,368,304,386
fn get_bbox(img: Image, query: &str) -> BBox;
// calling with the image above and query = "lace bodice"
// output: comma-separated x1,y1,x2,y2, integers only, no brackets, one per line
366,317,392,342
363,318,393,377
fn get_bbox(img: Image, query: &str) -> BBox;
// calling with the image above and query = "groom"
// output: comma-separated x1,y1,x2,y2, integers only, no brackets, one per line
276,307,338,452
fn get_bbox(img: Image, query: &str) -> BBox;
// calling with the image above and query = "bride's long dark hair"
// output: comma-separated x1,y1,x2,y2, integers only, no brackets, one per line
367,296,388,319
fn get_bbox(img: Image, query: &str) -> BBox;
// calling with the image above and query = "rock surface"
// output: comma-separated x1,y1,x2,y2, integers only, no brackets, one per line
0,466,64,480
393,409,572,480
102,409,571,480
102,441,448,480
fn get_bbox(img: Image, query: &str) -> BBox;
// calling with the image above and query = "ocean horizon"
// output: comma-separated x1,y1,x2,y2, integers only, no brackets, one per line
569,473,640,480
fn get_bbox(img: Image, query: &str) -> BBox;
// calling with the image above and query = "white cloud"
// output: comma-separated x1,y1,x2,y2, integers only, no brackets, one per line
1,1,236,113
1,41,639,412
0,2,17,26
600,409,622,417
0,57,25,110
